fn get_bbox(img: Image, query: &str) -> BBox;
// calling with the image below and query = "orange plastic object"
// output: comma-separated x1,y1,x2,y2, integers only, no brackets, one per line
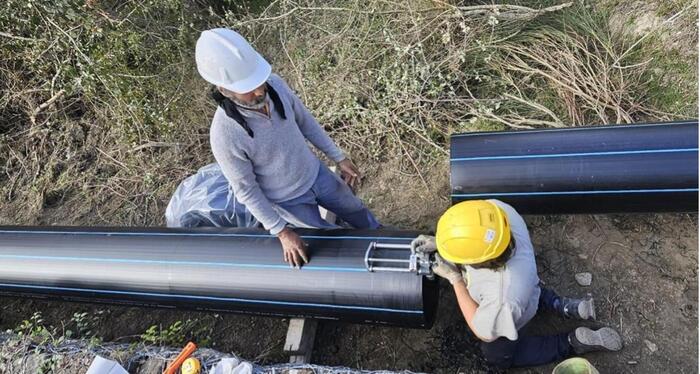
163,342,197,374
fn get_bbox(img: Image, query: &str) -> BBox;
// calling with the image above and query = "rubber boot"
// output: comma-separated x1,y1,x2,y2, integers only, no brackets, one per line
558,297,596,321
568,327,623,355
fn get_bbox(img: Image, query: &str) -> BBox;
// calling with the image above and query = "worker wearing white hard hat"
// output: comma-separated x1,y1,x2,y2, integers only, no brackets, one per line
196,28,271,95
195,29,380,267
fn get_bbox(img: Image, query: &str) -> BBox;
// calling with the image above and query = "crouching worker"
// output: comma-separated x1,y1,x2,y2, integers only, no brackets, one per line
195,29,380,268
412,200,622,369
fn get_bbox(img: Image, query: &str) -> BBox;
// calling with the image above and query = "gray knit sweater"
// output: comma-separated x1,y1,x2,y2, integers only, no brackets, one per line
209,74,345,235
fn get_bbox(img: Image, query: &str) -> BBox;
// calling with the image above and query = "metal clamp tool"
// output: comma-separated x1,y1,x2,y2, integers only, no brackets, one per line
363,241,433,277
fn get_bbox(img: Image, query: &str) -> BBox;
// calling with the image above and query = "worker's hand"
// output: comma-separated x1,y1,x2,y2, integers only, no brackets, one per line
432,253,463,285
277,227,309,268
337,158,361,190
411,234,437,253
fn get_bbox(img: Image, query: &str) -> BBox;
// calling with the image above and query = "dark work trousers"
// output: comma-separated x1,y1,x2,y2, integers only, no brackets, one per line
480,288,572,369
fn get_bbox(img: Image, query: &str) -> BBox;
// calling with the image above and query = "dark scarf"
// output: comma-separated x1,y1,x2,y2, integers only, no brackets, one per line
211,82,287,138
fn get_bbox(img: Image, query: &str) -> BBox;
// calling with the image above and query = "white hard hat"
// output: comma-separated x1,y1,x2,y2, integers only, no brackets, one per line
195,28,271,94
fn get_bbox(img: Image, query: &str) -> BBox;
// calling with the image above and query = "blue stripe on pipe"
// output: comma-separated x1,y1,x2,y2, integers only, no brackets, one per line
452,188,699,198
0,230,413,242
0,282,423,314
450,121,697,138
450,148,698,162
0,254,366,272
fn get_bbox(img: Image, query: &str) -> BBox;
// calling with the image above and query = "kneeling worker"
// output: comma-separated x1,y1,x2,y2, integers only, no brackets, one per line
412,199,622,369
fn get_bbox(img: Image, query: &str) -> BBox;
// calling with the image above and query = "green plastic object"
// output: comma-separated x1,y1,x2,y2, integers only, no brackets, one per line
552,357,599,374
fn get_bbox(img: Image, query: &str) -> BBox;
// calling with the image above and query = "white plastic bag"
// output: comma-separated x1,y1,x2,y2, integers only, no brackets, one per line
211,358,253,374
85,355,129,374
165,163,259,228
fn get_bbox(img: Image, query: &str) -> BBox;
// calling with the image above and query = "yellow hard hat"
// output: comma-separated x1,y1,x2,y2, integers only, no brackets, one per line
181,357,201,374
436,200,511,264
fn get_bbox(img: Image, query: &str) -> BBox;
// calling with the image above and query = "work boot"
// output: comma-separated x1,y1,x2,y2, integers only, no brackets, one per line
568,327,623,355
559,297,596,321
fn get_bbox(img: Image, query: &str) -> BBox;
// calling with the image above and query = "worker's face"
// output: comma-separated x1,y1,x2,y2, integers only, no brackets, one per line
218,84,267,107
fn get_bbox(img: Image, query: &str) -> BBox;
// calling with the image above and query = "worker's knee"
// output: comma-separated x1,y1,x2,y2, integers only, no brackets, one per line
480,339,516,369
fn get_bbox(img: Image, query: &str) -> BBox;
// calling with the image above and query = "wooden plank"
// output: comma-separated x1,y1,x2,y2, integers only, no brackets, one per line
284,318,318,363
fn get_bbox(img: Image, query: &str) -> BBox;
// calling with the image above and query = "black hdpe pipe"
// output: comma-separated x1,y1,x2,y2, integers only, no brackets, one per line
0,226,438,328
450,120,699,214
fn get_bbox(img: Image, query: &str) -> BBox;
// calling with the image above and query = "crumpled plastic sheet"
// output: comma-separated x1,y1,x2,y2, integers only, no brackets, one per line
165,163,259,228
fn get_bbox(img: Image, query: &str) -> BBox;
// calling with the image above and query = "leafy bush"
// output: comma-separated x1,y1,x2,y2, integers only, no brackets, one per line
0,0,225,224
14,312,51,340
140,319,212,346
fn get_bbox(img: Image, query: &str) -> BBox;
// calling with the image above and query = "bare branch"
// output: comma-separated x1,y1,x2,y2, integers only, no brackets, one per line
29,89,65,126
0,31,42,42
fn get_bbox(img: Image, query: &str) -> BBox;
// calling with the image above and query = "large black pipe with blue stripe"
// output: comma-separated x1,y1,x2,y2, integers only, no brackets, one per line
450,120,698,213
0,226,438,328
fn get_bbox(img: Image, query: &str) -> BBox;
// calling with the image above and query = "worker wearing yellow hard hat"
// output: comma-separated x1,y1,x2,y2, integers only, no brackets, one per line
435,199,512,265
412,199,623,369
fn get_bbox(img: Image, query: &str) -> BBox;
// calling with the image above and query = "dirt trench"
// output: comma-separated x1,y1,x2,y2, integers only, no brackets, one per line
0,161,697,374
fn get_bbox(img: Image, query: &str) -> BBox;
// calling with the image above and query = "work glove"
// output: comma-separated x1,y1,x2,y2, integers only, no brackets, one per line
411,234,437,253
432,253,463,285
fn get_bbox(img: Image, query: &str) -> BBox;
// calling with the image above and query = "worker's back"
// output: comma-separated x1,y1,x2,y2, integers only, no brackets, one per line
463,199,541,341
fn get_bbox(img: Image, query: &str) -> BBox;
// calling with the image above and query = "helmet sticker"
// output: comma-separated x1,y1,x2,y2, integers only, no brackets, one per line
484,229,496,243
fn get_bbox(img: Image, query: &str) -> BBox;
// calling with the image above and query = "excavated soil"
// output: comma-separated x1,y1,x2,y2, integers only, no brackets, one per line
0,161,697,373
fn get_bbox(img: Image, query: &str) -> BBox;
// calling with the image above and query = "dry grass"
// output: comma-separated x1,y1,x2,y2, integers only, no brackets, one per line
0,0,217,225
0,0,695,227
484,8,693,126
228,0,577,189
